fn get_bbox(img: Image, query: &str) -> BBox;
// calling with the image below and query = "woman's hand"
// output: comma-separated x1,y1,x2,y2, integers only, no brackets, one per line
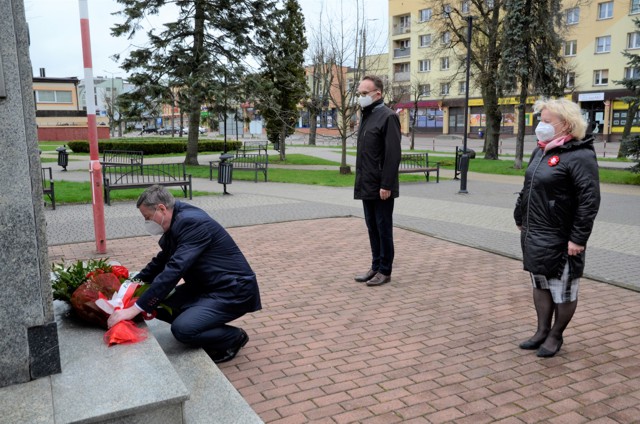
568,241,585,256
107,306,141,328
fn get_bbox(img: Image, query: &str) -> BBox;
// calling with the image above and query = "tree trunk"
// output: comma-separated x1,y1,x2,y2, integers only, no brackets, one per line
185,110,200,165
513,73,529,169
309,109,318,145
619,101,639,158
279,121,286,161
410,104,418,150
339,118,351,174
482,87,501,160
185,0,206,165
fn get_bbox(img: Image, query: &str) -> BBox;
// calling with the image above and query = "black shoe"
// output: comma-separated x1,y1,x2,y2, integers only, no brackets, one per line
354,269,377,282
519,338,545,350
366,273,391,286
537,338,563,358
206,330,249,364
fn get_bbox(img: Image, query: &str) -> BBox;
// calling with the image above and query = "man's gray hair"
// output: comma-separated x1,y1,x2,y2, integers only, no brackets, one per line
136,185,176,209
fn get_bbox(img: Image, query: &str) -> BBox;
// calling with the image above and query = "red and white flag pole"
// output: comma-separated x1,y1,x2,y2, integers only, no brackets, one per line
79,0,107,253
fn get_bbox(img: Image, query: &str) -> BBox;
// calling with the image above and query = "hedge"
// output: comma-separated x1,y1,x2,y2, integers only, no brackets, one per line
67,140,243,155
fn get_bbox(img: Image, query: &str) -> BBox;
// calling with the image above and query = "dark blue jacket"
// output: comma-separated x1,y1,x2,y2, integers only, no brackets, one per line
136,201,261,314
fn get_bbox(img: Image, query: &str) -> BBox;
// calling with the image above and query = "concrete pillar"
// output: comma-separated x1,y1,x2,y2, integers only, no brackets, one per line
0,0,61,388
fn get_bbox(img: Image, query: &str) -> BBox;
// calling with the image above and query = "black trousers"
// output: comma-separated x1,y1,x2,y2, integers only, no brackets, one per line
362,198,395,276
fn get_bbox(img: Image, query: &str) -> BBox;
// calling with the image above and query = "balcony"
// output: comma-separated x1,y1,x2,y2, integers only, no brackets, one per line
393,47,411,58
392,25,411,36
394,72,410,82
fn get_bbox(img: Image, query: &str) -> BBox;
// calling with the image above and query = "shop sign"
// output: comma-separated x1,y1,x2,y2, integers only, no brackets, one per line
578,92,605,102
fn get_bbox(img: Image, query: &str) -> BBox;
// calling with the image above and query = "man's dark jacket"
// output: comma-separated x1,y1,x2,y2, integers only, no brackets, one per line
514,136,600,280
136,201,261,314
354,99,402,199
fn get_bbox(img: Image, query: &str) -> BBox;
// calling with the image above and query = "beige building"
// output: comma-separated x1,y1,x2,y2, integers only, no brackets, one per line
387,0,640,139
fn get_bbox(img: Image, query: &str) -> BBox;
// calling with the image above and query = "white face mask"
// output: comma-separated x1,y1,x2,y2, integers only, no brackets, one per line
535,122,559,142
359,94,374,109
144,208,165,235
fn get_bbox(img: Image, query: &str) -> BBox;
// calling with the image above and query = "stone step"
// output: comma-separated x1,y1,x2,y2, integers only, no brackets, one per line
50,301,190,423
147,320,263,424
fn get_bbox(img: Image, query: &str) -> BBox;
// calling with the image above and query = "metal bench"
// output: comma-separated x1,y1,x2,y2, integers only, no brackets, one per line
42,166,55,209
236,141,268,157
100,150,144,167
102,163,192,206
398,152,440,183
209,153,268,183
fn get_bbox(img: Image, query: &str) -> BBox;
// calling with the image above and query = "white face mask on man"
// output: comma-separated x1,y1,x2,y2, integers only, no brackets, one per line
144,208,165,235
359,94,374,108
535,122,560,142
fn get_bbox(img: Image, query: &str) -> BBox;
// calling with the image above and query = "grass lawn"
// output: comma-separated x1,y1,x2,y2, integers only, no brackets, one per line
46,181,213,205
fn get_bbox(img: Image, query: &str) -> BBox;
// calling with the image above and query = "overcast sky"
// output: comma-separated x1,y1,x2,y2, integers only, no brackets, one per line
25,0,388,79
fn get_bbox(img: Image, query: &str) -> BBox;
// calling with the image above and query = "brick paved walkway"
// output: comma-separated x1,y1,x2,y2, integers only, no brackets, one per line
49,217,640,423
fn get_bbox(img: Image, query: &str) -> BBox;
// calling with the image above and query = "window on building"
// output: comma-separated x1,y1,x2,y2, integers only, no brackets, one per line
594,69,609,85
396,63,410,73
625,67,640,79
419,84,431,96
461,1,470,14
440,83,450,95
632,0,640,14
441,31,451,44
598,2,613,19
419,59,431,72
628,32,640,49
443,4,451,17
440,57,450,70
566,72,576,88
399,15,411,28
486,0,495,9
458,81,467,94
563,40,577,56
399,39,410,49
566,7,580,24
420,34,432,47
595,36,611,53
419,8,432,22
36,90,73,103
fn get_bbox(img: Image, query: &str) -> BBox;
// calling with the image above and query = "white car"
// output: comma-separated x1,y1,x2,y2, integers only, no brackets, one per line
199,126,207,134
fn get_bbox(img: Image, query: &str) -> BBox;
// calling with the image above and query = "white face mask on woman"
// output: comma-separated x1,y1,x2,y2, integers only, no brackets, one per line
535,122,560,142
144,208,165,235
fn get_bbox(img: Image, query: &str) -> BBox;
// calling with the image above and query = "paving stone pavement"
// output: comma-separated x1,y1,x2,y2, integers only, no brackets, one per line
42,147,640,422
48,218,640,423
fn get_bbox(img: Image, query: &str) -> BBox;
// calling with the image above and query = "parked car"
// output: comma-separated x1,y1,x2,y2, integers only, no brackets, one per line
199,126,207,134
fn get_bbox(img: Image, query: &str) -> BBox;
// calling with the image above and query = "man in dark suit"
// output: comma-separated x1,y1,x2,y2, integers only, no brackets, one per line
353,76,402,287
107,185,261,363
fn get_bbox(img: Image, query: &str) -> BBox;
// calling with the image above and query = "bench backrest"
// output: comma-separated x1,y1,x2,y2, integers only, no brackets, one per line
101,150,144,166
230,153,268,167
41,167,53,191
103,163,187,185
399,153,428,169
236,141,268,157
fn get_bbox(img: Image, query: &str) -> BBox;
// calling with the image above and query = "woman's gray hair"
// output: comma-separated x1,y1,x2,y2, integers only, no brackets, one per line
136,185,176,209
533,98,587,140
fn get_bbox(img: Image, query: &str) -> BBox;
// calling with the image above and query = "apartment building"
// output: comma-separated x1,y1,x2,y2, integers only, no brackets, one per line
388,0,640,140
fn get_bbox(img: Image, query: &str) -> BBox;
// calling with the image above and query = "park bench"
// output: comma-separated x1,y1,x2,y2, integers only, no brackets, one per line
398,152,440,183
41,166,55,209
236,141,268,156
209,153,269,183
100,150,144,167
102,162,192,206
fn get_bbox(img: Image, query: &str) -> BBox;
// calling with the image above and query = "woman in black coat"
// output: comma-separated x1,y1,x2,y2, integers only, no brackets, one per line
514,98,601,358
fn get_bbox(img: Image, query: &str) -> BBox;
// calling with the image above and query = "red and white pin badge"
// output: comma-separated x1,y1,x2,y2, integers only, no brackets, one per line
548,156,560,166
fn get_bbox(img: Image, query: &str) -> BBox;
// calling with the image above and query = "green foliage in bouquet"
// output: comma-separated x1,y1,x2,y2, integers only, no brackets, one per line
51,258,112,302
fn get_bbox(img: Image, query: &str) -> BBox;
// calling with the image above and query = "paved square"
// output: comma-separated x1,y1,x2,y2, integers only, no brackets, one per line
49,217,640,423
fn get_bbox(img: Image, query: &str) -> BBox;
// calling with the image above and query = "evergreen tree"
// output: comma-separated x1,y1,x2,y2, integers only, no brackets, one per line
253,0,308,160
614,17,640,168
112,0,275,165
499,0,566,168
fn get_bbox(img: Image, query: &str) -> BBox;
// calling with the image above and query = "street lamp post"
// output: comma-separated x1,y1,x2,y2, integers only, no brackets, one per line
459,16,473,194
103,70,119,137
